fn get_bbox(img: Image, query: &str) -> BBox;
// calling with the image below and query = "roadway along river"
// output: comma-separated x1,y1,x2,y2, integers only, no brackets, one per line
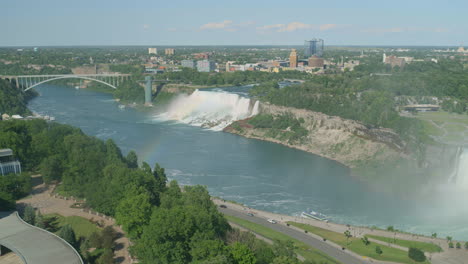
27,84,468,240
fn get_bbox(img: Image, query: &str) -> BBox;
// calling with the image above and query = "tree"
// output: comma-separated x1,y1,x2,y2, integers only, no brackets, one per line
272,256,300,264
375,246,383,256
39,155,63,183
101,226,118,250
361,236,370,246
58,225,77,248
88,231,103,248
446,236,453,242
97,248,114,264
23,205,36,225
386,226,395,232
431,233,437,239
126,150,138,168
272,240,296,258
115,187,152,238
190,239,228,262
230,242,257,264
464,241,468,250
456,242,461,249
0,191,15,211
449,242,454,248
344,230,352,245
35,211,46,229
408,247,426,262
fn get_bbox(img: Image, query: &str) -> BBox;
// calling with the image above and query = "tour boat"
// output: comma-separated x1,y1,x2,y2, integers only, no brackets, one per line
301,210,328,221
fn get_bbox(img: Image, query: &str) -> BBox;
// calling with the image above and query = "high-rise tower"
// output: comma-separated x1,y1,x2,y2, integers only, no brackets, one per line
304,39,324,58
289,49,298,68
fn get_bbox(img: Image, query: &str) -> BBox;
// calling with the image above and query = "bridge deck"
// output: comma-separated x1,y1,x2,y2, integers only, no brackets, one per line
0,211,82,264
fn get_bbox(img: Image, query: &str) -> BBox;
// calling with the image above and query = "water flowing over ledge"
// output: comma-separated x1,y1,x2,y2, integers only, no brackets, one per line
156,89,259,131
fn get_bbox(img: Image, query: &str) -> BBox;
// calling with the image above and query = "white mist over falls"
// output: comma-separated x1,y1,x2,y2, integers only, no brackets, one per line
157,90,259,131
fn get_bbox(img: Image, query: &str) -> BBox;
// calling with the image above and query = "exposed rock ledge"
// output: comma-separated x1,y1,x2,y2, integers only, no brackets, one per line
224,102,406,168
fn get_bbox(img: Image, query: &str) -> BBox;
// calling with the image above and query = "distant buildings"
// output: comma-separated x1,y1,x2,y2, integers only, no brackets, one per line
289,49,298,68
148,48,157,54
225,61,258,72
165,48,175,55
181,60,196,68
0,149,21,176
458,46,466,53
308,56,324,68
304,39,324,58
197,60,215,72
383,53,406,68
193,52,211,59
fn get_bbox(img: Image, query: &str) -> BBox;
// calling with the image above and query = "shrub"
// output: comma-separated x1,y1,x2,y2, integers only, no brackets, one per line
408,247,426,262
375,246,383,256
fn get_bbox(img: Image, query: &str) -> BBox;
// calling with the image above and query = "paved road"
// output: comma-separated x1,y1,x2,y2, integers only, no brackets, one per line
0,211,83,264
219,207,364,264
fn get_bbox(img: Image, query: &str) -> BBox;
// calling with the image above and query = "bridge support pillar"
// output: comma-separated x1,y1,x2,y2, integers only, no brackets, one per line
145,76,152,106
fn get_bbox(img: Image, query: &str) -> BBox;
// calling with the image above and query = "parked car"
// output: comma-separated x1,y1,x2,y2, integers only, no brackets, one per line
247,213,254,217
267,219,277,224
219,204,227,208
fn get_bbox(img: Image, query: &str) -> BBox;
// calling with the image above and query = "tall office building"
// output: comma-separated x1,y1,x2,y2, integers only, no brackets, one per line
289,49,298,68
165,48,175,55
148,47,157,54
181,59,196,68
197,60,215,72
304,39,324,58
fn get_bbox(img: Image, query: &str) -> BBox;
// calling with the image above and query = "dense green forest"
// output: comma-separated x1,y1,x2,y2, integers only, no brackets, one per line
0,119,326,264
161,68,309,86
0,79,37,116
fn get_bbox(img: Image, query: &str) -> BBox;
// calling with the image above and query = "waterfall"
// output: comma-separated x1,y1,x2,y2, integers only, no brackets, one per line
157,90,259,131
448,147,462,183
454,148,468,189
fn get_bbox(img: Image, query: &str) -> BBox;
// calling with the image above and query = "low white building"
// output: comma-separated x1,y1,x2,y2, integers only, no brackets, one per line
0,149,21,176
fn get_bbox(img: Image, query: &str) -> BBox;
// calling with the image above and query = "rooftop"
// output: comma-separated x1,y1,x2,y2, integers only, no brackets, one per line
0,149,13,158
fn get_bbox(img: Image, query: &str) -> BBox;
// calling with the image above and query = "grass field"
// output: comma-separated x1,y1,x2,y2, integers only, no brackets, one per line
367,235,442,253
287,222,430,264
44,213,101,239
412,111,468,144
225,215,341,264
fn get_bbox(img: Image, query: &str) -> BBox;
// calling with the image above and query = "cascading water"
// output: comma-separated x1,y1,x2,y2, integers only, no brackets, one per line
454,147,468,189
157,89,259,131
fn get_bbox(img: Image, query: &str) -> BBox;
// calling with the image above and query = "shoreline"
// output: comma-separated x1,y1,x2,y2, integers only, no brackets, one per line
224,126,352,169
210,198,455,251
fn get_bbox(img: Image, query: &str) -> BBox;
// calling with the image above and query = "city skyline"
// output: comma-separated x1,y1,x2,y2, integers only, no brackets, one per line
2,0,468,47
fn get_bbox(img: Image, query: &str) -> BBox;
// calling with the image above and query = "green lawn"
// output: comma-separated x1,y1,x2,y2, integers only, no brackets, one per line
44,213,101,239
367,235,442,253
225,215,341,264
287,222,430,264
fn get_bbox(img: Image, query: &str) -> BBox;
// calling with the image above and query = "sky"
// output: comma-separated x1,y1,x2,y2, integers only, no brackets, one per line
2,0,468,47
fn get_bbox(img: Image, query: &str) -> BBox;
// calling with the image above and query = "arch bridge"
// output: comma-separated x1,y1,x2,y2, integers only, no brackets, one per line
0,74,131,91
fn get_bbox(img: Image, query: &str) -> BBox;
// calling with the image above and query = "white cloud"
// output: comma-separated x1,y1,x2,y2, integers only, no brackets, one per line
257,22,339,32
200,20,233,30
319,24,338,31
143,24,150,30
167,27,177,32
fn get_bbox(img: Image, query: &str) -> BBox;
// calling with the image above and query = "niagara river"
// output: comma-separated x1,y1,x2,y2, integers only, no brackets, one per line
27,84,468,240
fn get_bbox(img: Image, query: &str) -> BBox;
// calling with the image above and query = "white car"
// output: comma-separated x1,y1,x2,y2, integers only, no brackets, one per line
267,219,277,224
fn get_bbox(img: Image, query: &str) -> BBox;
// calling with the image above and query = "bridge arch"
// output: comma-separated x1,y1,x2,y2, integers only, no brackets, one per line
23,76,117,91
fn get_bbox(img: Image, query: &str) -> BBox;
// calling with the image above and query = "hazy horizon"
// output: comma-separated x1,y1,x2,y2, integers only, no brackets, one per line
3,0,468,47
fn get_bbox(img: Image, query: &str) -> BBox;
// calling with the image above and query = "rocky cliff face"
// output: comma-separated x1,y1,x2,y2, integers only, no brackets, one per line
225,102,406,168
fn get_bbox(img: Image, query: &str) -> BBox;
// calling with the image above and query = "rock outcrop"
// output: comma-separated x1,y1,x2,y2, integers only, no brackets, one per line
225,102,406,168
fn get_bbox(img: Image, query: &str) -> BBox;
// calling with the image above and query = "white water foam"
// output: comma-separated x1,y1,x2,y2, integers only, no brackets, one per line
455,148,468,190
157,89,259,131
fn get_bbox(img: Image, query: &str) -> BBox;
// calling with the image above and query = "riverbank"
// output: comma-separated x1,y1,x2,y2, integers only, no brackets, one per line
224,102,405,169
212,198,468,264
